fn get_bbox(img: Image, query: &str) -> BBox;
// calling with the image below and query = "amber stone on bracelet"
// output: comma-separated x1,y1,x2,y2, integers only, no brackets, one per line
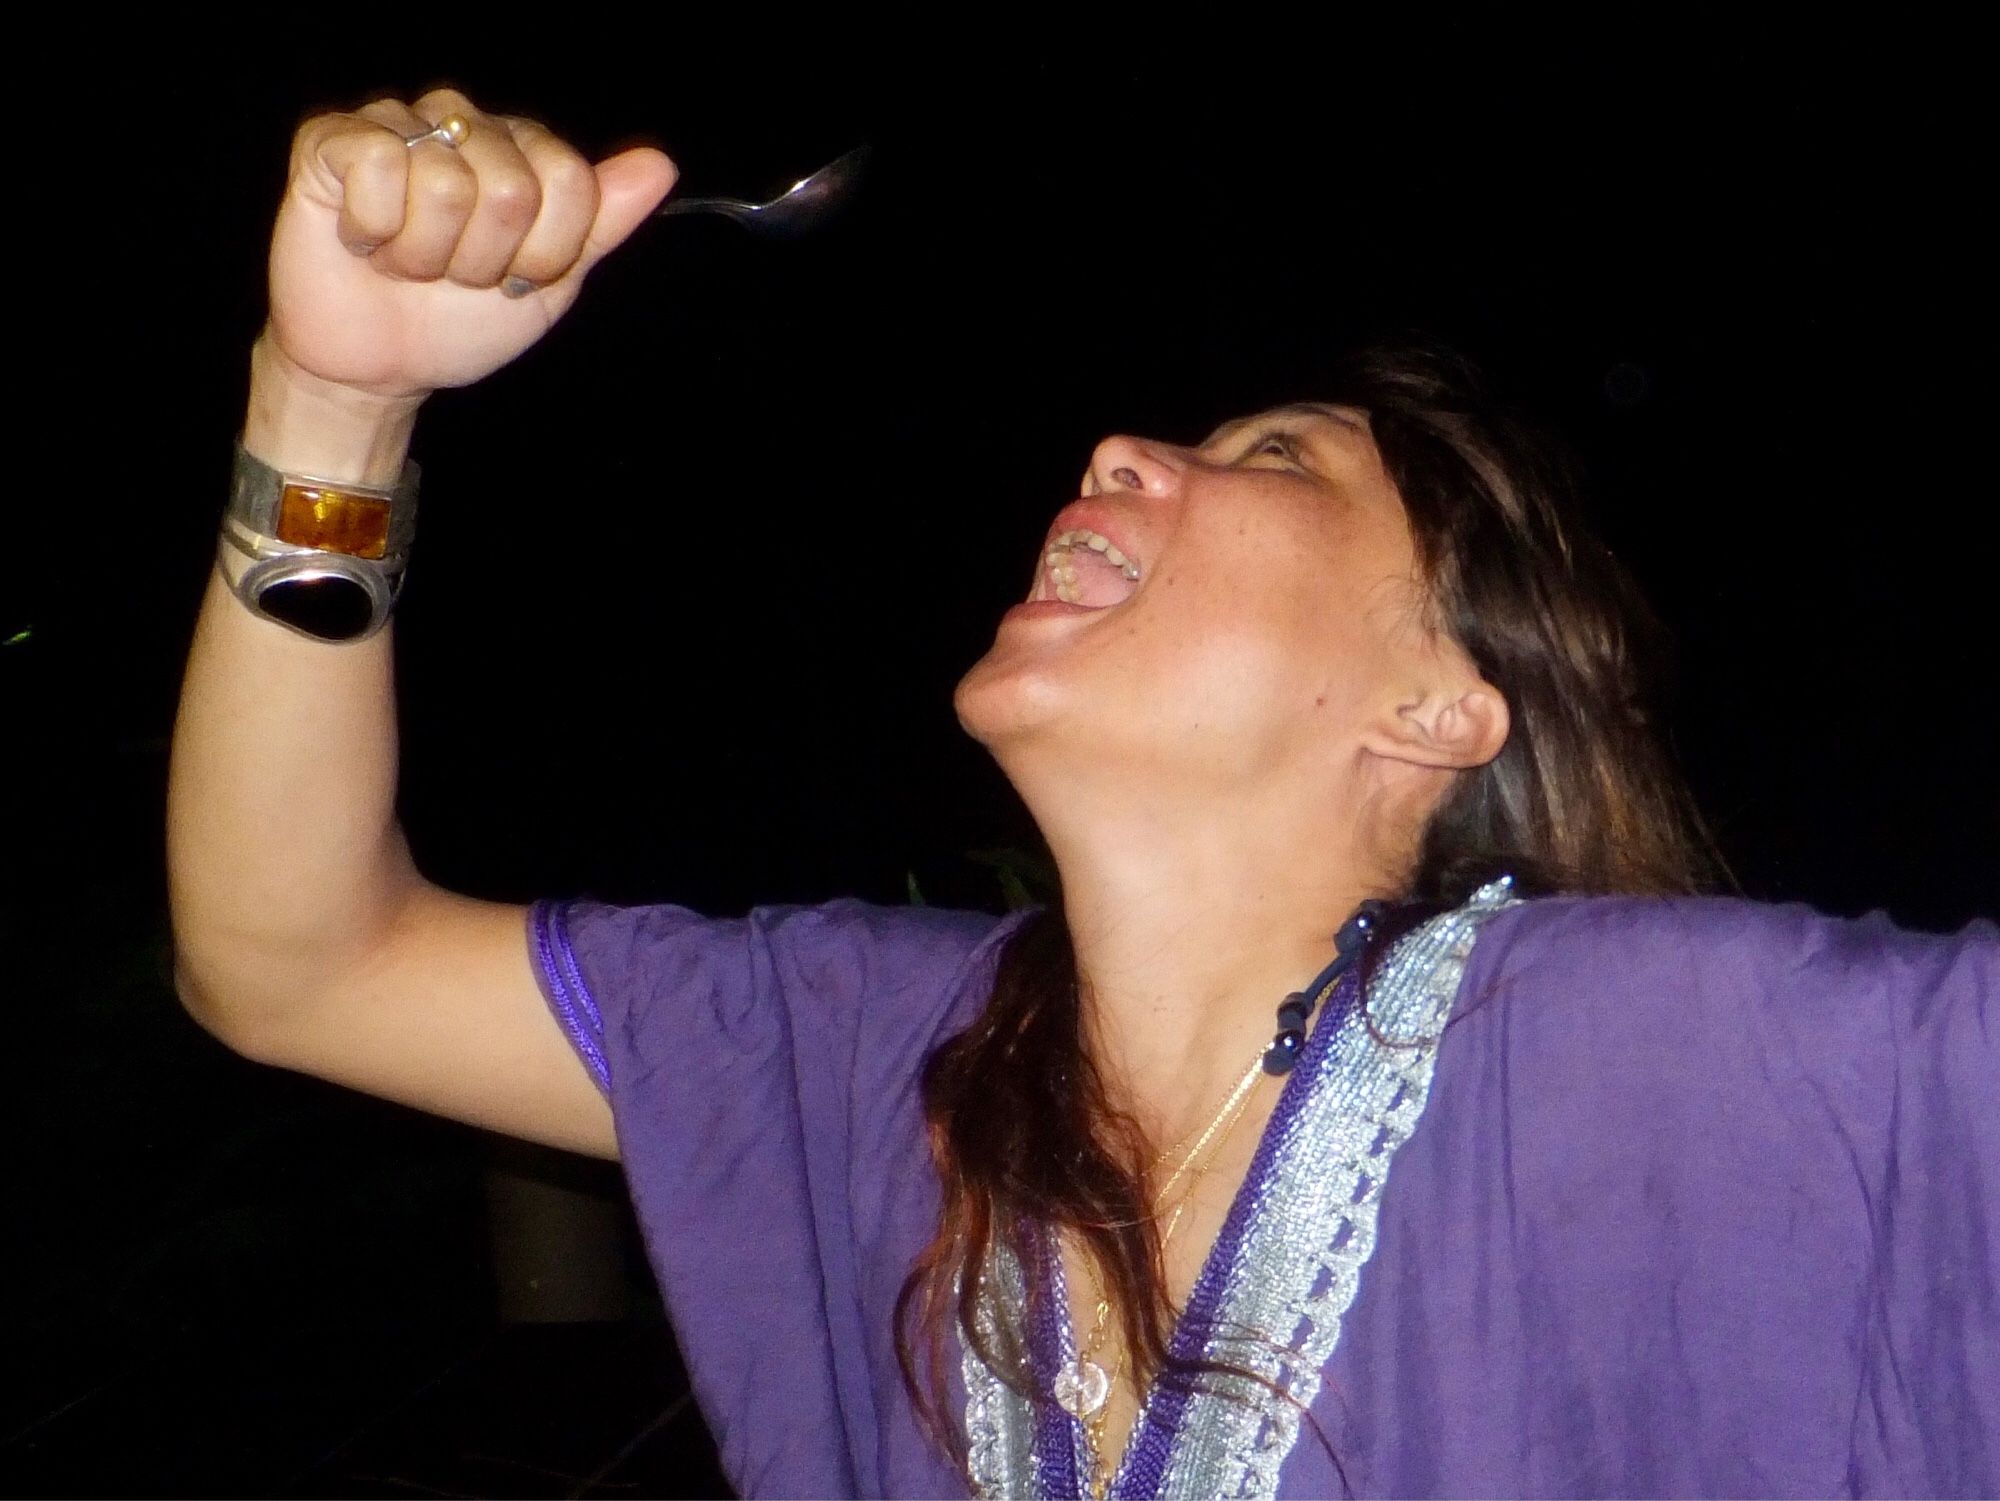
276,483,392,559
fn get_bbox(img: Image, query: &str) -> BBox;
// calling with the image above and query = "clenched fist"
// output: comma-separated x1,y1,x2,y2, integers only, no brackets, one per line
264,87,677,402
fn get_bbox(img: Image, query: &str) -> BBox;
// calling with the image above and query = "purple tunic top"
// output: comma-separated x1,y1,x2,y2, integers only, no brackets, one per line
526,892,1998,1498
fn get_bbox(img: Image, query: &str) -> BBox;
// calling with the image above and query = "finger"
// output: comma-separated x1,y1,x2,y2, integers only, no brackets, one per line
489,116,600,296
364,91,483,283
291,103,417,256
420,112,547,289
575,146,680,275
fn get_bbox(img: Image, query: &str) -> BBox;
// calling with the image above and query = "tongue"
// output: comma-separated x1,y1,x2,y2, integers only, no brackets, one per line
1068,547,1138,608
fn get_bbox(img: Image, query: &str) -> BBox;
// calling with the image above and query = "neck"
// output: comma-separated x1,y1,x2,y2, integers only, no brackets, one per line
1025,762,1417,1148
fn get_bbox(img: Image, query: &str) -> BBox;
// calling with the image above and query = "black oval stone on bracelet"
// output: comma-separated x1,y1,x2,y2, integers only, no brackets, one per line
257,574,377,642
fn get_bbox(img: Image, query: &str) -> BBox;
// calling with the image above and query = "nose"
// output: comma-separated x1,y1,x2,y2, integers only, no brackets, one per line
1081,434,1181,499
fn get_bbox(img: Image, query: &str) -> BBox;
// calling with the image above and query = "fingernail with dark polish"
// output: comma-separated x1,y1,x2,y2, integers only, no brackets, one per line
501,276,537,299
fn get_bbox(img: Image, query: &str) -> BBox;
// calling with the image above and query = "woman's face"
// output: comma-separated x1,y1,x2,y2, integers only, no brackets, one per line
955,403,1454,794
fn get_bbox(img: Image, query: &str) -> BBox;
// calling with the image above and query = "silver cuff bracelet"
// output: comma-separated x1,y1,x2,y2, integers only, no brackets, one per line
219,440,420,644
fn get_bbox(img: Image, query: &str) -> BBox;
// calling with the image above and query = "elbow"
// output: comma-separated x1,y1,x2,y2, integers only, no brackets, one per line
170,942,287,1066
171,948,244,1052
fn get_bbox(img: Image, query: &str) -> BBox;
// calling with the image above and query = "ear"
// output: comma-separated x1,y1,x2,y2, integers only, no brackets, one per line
1363,680,1511,772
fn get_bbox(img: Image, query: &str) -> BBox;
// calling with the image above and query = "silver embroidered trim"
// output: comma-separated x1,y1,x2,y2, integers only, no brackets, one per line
1155,878,1515,1499
959,879,1517,1499
963,1244,1039,1498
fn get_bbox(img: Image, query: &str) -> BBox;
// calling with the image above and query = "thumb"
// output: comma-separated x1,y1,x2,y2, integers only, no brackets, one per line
580,147,680,270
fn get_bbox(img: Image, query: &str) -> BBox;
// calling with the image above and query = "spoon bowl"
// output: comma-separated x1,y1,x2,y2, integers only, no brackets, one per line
654,146,871,236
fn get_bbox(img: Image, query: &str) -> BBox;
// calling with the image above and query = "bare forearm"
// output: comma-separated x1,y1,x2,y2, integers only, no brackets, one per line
167,339,426,1033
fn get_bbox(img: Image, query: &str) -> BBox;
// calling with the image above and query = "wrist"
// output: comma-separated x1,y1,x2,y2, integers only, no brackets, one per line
220,418,419,645
244,334,425,488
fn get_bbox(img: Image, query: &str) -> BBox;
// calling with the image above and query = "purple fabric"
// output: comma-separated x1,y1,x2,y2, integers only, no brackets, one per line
526,893,1998,1498
526,895,1027,1498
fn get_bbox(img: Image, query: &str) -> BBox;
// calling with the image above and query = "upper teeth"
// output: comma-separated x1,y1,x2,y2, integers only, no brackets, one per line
1044,529,1141,605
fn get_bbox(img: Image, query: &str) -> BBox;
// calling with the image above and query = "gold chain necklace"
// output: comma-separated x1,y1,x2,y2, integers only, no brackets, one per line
1057,1048,1266,1501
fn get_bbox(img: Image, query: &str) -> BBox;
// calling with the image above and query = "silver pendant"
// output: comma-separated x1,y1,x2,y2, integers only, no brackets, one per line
1054,1357,1110,1418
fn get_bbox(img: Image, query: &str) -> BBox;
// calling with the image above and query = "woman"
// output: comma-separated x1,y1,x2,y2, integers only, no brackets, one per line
166,89,1997,1498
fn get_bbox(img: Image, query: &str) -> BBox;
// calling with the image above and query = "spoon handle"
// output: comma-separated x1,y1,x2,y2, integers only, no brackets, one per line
655,196,758,223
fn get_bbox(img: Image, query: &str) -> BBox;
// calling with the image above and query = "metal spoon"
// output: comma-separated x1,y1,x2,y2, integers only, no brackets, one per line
654,146,870,235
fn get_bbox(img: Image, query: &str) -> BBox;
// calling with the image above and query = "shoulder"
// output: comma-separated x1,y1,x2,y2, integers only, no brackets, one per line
748,896,1028,995
539,891,1031,1054
545,889,1020,976
1452,891,1996,1096
1465,889,1995,1006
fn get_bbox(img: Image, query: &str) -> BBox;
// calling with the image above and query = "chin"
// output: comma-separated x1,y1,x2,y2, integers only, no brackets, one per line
952,644,1077,753
952,654,1023,749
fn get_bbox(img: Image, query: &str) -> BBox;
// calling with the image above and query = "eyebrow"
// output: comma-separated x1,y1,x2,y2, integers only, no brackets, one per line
1201,402,1367,447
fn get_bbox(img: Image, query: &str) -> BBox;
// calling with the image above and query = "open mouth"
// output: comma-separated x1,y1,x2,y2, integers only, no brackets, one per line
1043,528,1142,608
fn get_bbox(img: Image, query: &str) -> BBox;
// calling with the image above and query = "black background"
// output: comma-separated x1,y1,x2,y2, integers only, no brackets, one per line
7,27,1995,1498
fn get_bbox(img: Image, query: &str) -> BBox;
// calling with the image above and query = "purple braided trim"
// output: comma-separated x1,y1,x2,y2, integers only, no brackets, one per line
1120,967,1362,1499
528,899,610,1095
1029,1224,1085,1497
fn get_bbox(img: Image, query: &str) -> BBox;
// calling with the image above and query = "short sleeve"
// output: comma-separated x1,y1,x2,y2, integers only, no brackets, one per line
523,893,1028,1498
1345,893,1998,1498
1854,907,1999,1488
526,896,614,1093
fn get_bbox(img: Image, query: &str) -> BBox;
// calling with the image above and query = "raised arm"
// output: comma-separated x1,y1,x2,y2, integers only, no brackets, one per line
166,88,676,1158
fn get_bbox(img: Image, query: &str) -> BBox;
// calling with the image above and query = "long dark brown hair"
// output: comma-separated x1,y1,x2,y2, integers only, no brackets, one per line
894,340,1726,1473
